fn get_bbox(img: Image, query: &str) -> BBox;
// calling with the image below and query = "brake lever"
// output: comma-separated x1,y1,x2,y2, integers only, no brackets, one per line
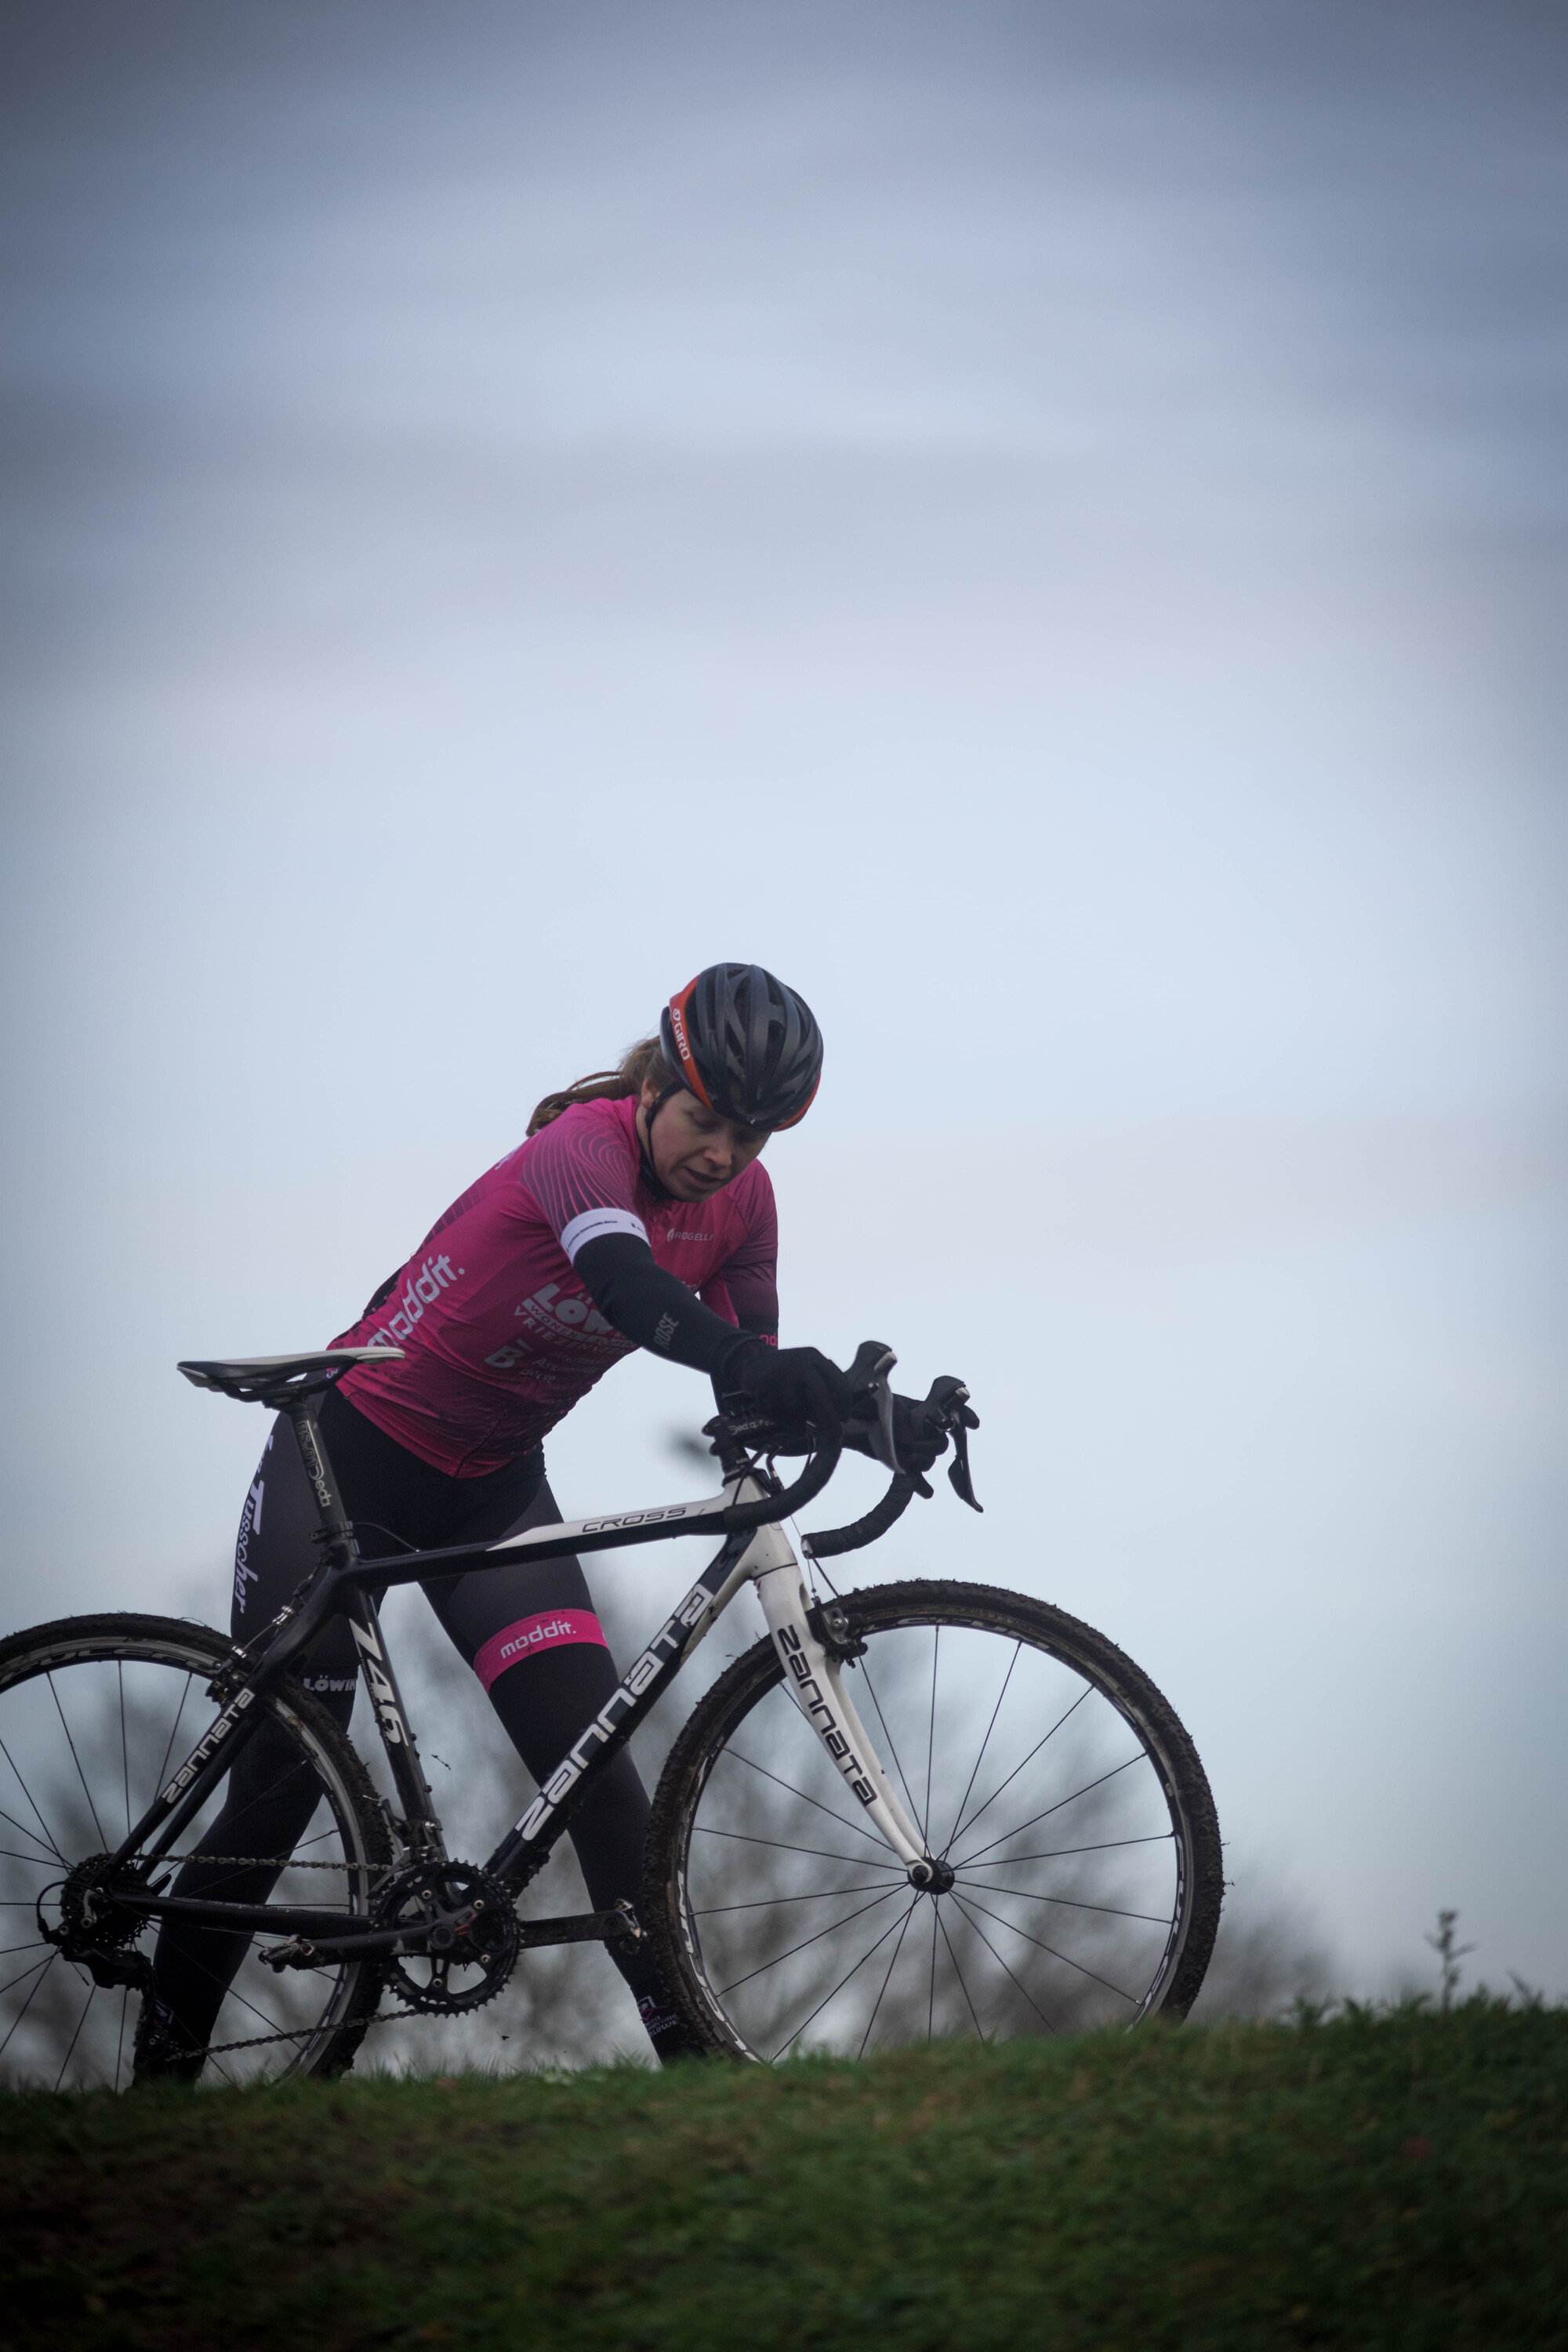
947,1415,982,1512
869,1380,899,1472
924,1375,982,1512
842,1339,899,1472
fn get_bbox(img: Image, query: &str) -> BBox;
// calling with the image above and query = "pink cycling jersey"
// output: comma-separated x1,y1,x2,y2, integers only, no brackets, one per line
331,1095,778,1475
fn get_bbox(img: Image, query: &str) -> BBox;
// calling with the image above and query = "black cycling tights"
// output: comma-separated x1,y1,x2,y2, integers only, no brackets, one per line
147,1387,683,2062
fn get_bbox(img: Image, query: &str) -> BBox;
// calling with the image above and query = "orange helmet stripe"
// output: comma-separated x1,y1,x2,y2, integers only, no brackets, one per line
665,978,715,1111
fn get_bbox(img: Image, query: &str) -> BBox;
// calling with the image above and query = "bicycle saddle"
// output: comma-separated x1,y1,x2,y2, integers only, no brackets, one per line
177,1347,405,1405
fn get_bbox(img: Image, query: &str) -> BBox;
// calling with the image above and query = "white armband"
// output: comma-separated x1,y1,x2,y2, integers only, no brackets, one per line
561,1206,650,1261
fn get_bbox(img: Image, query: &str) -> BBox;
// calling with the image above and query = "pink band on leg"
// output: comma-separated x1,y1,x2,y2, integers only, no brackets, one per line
474,1609,608,1691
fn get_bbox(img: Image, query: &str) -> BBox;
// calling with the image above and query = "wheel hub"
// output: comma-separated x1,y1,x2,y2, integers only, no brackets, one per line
906,1856,956,1896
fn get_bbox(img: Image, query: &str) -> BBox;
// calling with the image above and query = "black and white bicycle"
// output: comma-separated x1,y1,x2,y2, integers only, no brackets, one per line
0,1342,1221,2089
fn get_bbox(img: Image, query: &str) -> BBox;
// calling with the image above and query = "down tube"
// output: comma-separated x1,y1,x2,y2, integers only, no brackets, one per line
485,1524,759,1885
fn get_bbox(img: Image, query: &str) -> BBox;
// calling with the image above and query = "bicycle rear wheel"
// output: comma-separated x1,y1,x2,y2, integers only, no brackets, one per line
644,1580,1221,2060
0,1613,391,2091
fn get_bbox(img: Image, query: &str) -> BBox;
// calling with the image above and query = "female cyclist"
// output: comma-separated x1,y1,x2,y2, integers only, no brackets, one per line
138,964,948,2077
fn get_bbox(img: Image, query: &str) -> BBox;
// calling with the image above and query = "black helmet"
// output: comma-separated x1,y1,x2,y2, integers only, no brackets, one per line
659,964,823,1131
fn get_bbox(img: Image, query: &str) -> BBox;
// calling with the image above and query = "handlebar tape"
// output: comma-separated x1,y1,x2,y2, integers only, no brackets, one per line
804,1471,921,1560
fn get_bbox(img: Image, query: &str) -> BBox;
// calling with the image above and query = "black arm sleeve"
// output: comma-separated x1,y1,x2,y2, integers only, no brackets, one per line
572,1233,751,1379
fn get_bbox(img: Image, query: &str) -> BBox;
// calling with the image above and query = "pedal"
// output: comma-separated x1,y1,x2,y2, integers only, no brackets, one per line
608,1899,645,1953
260,1937,321,1973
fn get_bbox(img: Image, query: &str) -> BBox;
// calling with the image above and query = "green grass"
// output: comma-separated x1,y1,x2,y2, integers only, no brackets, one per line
4,2002,1565,2350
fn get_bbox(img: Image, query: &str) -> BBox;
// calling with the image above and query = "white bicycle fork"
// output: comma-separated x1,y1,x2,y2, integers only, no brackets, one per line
742,1520,931,1876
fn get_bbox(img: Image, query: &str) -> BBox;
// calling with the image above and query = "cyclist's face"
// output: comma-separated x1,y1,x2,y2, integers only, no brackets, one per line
638,1080,768,1200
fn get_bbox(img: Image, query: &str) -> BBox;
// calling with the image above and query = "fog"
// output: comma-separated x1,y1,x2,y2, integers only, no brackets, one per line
2,0,1564,2005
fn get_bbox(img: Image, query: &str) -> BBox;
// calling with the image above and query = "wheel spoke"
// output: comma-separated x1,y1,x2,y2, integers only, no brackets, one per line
939,1639,1020,1857
694,1884,898,1917
118,1661,132,1841
0,1737,66,1864
857,1900,920,2059
715,1884,905,1998
0,1951,57,2000
954,1889,1140,2005
0,1843,67,1870
769,1898,921,2062
850,1650,925,1845
978,1833,1174,1865
720,1749,891,1853
152,1675,196,1808
935,1904,986,2042
946,1682,1092,1856
954,1753,1144,1870
954,1879,1174,1926
204,2039,241,2089
0,1952,59,2053
0,1805,63,1863
54,1979,97,2092
171,1934,323,2077
693,1824,903,1871
175,1941,288,2038
949,1893,1060,2034
927,1902,938,2039
922,1626,938,1846
294,1826,350,1853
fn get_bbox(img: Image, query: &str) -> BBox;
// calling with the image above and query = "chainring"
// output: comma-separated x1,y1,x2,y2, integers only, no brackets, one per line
375,1863,520,2016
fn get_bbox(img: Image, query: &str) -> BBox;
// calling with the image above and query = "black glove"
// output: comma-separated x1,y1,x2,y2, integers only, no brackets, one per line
714,1338,855,1433
893,1393,951,1474
844,1392,951,1475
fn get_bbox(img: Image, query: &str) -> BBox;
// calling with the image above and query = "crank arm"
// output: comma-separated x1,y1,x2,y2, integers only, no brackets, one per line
262,1925,425,1968
517,1902,644,1953
261,1903,645,1971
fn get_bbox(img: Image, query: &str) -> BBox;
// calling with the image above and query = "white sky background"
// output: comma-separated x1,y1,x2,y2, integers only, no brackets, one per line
1,0,1565,1997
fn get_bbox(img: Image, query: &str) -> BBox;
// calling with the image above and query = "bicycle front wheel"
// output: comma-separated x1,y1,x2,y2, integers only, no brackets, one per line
644,1580,1221,2060
0,1613,392,2091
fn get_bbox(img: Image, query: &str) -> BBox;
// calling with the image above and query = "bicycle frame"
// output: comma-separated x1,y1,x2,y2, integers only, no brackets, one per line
102,1392,935,1955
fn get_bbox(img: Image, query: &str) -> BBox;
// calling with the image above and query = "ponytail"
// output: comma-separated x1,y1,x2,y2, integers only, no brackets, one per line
527,1035,678,1137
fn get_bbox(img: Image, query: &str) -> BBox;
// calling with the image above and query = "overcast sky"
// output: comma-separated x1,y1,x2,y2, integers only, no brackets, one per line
2,0,1564,1998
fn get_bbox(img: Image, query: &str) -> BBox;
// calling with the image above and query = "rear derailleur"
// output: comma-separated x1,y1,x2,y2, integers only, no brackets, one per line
38,1855,159,1992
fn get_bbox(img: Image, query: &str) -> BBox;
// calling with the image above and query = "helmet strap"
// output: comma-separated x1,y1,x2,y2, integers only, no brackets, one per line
636,1082,685,1202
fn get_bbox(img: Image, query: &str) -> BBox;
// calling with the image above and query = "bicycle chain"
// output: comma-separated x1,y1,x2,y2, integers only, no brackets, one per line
194,1959,499,2059
123,1853,387,1873
199,2002,419,2061
120,1855,495,2062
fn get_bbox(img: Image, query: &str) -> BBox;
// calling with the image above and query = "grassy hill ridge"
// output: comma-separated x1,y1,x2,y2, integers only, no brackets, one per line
5,2002,1565,2350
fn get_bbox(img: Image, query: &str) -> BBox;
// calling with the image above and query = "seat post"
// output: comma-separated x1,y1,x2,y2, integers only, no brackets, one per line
283,1393,358,1568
